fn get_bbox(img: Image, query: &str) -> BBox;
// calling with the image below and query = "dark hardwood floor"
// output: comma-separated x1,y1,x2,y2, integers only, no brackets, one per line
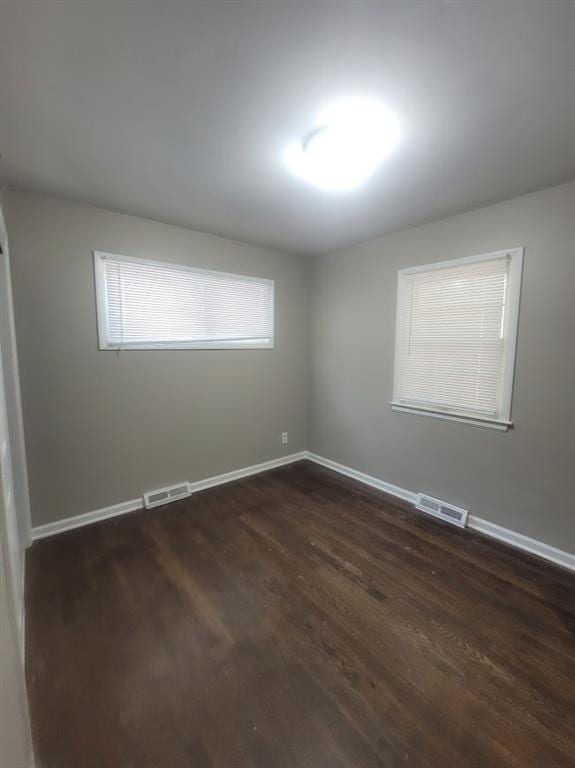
27,461,575,768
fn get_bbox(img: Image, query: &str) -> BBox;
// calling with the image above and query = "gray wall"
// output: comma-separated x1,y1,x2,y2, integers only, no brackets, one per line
4,183,574,551
310,181,575,552
3,189,309,527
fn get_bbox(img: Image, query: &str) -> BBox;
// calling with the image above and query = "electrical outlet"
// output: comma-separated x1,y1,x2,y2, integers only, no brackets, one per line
281,432,289,444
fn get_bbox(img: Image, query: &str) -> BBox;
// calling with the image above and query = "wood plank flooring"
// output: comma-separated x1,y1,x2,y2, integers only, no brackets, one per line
26,461,575,767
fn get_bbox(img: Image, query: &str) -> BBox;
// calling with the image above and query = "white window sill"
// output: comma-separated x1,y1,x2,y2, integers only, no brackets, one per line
390,402,512,431
99,340,274,351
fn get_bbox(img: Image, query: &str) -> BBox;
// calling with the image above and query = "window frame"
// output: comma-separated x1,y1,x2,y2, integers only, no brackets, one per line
391,247,524,431
93,251,275,351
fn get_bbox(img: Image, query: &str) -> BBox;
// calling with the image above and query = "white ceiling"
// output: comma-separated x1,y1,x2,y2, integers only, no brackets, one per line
0,1,573,255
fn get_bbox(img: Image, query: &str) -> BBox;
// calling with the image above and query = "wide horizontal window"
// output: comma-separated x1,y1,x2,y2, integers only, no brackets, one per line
94,252,274,350
391,248,523,430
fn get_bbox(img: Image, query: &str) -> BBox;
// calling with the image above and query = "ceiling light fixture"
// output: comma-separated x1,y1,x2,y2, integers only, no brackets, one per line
284,98,400,192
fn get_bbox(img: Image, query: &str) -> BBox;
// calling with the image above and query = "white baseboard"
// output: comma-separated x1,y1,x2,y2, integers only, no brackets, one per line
304,452,418,505
467,515,575,572
29,449,575,573
32,497,143,541
188,451,307,493
304,452,575,573
31,451,307,542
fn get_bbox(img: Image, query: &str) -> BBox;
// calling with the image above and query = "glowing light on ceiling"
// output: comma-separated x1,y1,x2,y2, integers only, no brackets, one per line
284,98,400,192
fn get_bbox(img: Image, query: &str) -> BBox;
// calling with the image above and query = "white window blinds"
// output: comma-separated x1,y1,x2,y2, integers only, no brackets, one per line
94,252,274,350
392,249,523,428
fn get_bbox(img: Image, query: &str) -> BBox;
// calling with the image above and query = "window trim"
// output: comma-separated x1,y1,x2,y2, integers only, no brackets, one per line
93,251,275,351
390,247,524,431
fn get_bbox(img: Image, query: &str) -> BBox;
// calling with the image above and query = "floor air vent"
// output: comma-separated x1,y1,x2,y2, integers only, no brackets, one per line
416,494,468,528
144,482,191,510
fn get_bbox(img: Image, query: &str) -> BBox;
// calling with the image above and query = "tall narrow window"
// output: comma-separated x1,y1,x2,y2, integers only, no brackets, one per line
94,252,274,350
391,248,523,430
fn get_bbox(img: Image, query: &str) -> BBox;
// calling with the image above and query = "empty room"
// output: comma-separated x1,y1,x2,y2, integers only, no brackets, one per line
0,1,574,767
